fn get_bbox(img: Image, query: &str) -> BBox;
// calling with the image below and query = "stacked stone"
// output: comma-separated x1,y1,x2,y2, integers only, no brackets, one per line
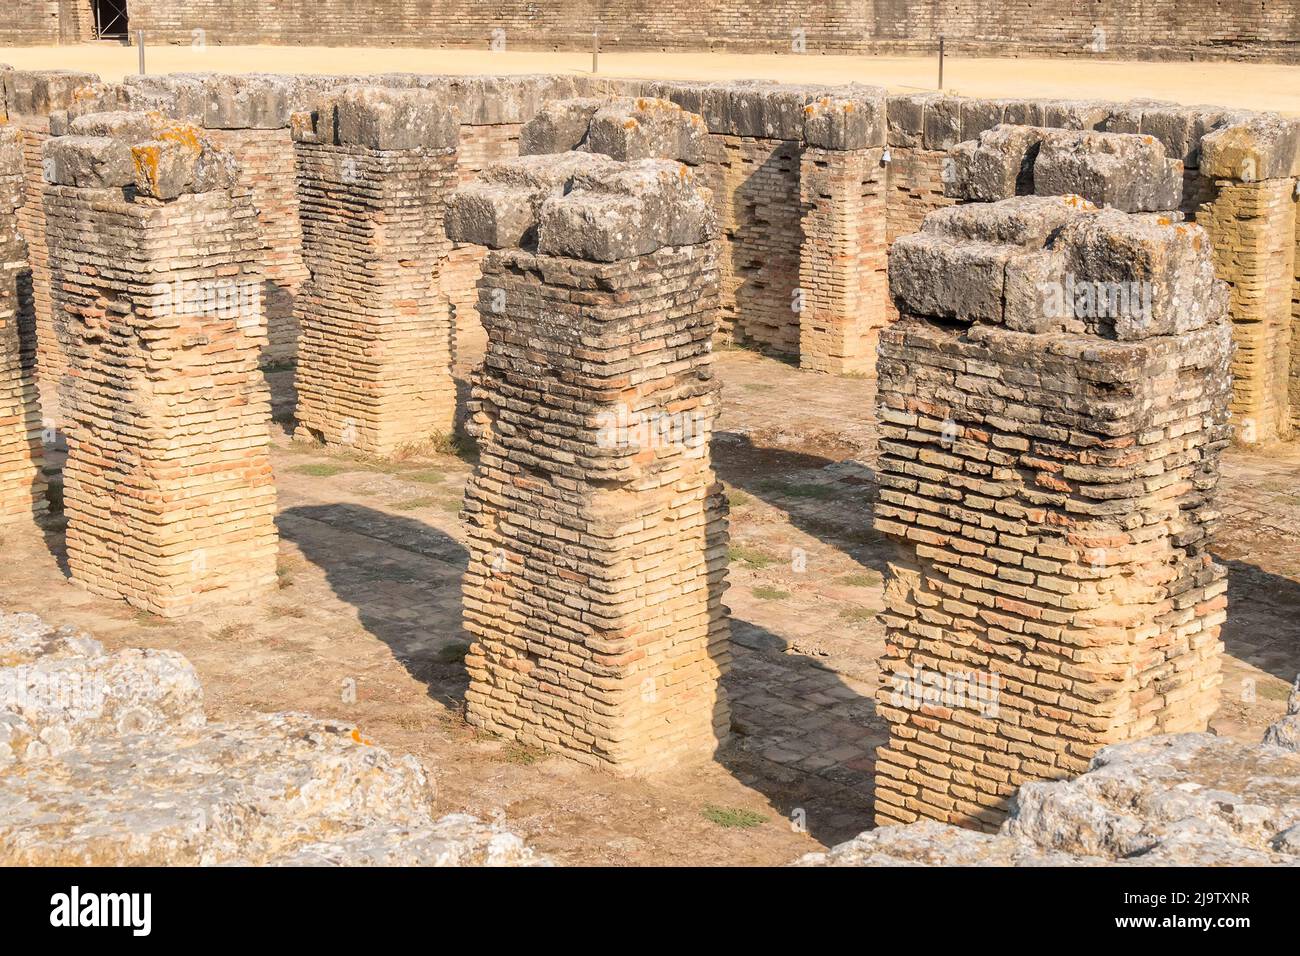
446,138,730,774
1197,116,1299,444
875,196,1233,831
945,125,1185,212
0,123,45,526
42,112,278,617
0,69,100,421
290,87,459,456
799,92,889,374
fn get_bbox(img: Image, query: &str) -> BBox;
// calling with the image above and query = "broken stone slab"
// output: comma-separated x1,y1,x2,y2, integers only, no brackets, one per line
923,95,964,151
537,158,717,261
794,819,1101,866
1,69,100,116
891,195,1226,339
520,97,607,154
41,135,135,188
67,109,162,141
802,88,887,150
1053,209,1227,338
585,97,710,164
0,712,435,865
1200,113,1300,181
0,647,205,765
799,731,1300,866
1033,129,1184,211
1041,99,1115,131
272,814,551,866
0,610,102,667
1263,678,1300,753
944,124,1047,201
328,85,458,151
1005,733,1300,862
445,151,623,249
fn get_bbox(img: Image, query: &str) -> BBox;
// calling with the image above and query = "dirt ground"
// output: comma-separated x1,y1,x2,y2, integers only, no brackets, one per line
2,343,1296,866
1,45,1298,114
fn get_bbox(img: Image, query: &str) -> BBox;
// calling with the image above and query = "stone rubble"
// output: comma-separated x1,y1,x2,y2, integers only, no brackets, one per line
0,608,546,866
799,723,1300,866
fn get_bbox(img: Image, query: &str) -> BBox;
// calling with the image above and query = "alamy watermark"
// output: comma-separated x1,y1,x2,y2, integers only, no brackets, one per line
890,665,1001,718
1038,273,1153,325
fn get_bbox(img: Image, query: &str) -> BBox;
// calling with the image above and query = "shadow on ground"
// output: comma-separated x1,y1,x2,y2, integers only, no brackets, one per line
278,503,471,707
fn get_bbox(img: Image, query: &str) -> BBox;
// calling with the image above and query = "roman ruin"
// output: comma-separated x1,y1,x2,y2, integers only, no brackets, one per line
875,196,1232,829
0,122,45,527
447,102,731,771
42,109,278,616
0,38,1297,870
291,86,460,455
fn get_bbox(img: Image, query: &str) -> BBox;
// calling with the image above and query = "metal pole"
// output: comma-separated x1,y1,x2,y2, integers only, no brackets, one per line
938,35,944,90
592,28,599,74
137,30,146,75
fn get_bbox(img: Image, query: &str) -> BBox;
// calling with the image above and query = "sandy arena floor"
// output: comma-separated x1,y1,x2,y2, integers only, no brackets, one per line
2,346,1296,866
0,45,1297,114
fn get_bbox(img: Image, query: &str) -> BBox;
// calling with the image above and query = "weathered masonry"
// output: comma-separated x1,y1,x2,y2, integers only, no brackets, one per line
447,119,731,772
0,123,45,528
42,113,279,616
290,86,460,455
8,0,1300,62
874,196,1232,830
6,69,1300,443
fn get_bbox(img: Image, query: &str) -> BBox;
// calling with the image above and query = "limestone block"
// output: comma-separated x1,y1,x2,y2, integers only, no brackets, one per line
944,124,1047,202
585,98,709,164
538,159,716,261
41,135,134,188
1033,130,1184,211
519,97,605,154
802,88,888,150
1200,114,1300,181
333,86,458,151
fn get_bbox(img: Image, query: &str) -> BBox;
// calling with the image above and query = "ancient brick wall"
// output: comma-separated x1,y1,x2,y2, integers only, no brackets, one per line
0,71,103,423
35,0,1291,61
445,122,521,360
0,124,45,528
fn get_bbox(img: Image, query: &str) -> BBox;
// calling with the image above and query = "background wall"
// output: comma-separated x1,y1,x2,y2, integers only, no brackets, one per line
4,0,1299,62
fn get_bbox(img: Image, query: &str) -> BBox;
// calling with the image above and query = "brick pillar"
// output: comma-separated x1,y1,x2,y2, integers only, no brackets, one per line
290,88,459,456
447,151,730,774
796,93,890,374
43,116,278,616
875,196,1232,830
1,70,101,423
1198,116,1299,444
798,145,888,374
0,125,45,526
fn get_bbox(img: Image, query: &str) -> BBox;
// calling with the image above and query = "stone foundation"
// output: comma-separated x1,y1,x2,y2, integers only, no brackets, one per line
874,196,1232,830
291,87,459,456
42,114,278,616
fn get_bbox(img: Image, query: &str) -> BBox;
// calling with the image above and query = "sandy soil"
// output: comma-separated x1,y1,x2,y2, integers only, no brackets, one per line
2,346,1296,866
1,45,1298,114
